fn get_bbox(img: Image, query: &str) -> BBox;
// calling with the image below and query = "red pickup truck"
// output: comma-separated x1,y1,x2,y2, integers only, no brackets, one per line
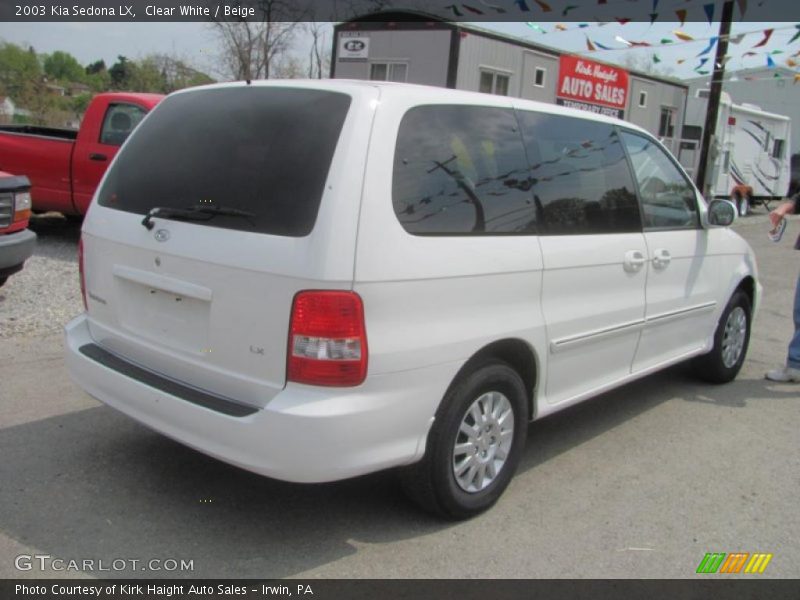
0,172,35,287
0,92,163,217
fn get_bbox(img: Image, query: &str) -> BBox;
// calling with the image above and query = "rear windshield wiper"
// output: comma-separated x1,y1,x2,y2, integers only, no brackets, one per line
141,205,256,230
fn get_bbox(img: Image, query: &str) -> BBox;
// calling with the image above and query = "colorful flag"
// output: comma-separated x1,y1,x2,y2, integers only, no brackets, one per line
585,36,596,51
697,36,718,56
676,9,687,27
752,29,774,48
674,30,694,41
479,0,506,13
703,3,715,24
463,4,485,15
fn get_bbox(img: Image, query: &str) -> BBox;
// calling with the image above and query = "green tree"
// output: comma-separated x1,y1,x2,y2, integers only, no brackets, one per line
85,59,106,75
126,57,167,92
109,55,133,89
43,50,85,83
0,41,42,99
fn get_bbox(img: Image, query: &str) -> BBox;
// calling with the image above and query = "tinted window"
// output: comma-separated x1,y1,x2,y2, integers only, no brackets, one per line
516,111,641,235
98,88,351,236
99,103,146,146
621,131,699,230
392,105,535,235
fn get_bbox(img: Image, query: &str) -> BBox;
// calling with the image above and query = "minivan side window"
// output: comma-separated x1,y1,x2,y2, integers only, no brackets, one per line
393,105,535,235
516,111,641,235
620,131,699,230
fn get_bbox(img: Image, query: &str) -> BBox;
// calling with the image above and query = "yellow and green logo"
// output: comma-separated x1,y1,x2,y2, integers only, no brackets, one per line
696,552,773,574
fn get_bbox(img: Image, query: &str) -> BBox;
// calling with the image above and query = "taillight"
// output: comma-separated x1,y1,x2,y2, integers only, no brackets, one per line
78,237,87,311
287,291,368,387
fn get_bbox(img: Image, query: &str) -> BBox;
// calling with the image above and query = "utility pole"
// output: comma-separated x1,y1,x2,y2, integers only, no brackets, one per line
695,0,735,194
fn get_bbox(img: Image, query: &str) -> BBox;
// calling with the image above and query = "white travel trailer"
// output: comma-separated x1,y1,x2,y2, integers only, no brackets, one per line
680,90,791,215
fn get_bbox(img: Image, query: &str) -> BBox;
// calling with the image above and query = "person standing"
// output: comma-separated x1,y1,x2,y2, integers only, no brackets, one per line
765,191,800,382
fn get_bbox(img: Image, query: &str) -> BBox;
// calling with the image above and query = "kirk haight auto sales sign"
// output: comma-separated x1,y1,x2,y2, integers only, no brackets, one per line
556,56,629,119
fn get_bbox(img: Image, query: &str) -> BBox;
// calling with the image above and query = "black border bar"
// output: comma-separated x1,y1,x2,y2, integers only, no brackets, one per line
4,579,800,600
2,0,799,22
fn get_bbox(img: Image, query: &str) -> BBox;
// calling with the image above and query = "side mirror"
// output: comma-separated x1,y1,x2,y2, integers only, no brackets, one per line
707,199,736,227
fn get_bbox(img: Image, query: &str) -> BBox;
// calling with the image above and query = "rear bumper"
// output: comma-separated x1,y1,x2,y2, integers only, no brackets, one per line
0,228,36,276
65,314,457,483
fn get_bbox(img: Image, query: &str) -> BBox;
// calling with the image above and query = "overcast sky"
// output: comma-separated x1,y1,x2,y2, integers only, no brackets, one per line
0,20,794,81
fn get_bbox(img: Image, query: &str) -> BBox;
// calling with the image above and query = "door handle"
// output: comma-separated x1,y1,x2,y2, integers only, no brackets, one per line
652,248,672,269
623,250,647,273
89,153,108,162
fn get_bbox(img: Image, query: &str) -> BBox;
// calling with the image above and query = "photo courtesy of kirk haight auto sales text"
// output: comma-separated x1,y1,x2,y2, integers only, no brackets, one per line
15,583,316,597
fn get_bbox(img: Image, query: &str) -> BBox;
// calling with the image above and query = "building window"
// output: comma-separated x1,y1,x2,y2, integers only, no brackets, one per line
534,67,546,87
638,91,647,108
479,70,510,96
658,107,675,138
370,62,407,82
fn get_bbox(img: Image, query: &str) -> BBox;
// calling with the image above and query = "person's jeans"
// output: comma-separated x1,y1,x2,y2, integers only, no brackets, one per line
789,274,800,369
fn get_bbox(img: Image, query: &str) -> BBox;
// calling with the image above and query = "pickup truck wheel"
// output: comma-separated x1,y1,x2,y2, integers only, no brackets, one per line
693,291,751,383
64,214,84,225
400,360,528,519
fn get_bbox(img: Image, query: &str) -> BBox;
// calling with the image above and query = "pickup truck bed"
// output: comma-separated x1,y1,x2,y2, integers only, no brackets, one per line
0,125,78,140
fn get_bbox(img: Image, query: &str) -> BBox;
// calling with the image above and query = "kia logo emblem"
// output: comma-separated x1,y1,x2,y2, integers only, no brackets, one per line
154,229,170,242
344,40,365,52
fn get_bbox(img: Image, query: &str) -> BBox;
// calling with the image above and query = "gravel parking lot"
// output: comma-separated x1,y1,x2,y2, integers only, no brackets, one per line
0,208,798,579
0,214,82,339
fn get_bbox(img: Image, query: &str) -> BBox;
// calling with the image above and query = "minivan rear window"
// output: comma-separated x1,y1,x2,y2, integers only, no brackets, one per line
97,87,351,237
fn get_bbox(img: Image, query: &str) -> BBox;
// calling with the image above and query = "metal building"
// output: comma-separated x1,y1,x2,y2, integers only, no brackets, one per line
685,66,800,156
332,15,689,155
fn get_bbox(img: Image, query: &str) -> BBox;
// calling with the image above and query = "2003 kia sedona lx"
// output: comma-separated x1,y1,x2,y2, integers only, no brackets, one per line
66,80,759,518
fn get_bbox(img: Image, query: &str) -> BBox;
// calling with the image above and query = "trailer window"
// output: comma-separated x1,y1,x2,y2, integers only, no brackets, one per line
773,139,785,159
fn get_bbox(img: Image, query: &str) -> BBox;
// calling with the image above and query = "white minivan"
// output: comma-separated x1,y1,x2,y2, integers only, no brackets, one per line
66,80,759,518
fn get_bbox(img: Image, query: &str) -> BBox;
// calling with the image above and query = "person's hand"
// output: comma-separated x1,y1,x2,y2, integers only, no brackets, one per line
769,201,794,228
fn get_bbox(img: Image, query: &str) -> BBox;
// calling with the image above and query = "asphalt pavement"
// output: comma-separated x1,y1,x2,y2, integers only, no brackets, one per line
0,211,798,579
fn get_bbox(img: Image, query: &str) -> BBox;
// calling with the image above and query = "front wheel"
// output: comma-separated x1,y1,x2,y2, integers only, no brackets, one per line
400,360,528,519
693,290,752,383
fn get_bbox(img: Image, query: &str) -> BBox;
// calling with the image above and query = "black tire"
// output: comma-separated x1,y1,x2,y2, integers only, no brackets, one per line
64,213,84,225
693,290,751,384
400,359,528,519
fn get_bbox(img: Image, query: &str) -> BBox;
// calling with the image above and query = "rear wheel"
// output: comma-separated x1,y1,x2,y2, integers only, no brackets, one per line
400,360,528,519
693,291,751,383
